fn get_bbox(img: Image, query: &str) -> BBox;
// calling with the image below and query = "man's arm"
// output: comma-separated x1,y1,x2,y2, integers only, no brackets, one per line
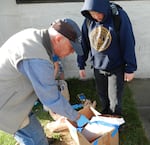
17,59,90,125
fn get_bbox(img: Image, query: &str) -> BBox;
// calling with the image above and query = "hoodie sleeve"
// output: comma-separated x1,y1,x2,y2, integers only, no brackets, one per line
77,19,91,69
119,9,137,73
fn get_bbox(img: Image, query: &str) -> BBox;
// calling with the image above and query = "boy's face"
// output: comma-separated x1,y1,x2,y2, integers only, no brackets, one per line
89,11,104,22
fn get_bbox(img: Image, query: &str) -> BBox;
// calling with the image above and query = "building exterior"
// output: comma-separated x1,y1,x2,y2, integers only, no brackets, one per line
0,0,150,78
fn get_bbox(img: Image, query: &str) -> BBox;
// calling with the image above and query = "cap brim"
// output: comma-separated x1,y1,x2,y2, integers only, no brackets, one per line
71,41,83,56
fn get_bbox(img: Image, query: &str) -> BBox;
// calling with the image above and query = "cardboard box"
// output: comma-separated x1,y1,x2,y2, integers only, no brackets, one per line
66,107,125,145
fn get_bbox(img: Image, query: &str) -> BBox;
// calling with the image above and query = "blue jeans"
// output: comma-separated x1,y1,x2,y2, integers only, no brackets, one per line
14,112,49,145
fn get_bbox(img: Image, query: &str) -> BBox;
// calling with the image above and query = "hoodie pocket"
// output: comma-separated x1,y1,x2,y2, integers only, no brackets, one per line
93,53,109,70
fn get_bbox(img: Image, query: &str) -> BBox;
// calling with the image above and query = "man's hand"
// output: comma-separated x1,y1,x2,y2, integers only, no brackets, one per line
67,106,94,128
67,113,89,128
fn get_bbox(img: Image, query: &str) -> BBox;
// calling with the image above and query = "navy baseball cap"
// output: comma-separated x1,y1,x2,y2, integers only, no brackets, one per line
51,18,83,56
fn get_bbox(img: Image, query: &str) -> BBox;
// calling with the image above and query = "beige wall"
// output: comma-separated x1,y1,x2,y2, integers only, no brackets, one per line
0,0,150,78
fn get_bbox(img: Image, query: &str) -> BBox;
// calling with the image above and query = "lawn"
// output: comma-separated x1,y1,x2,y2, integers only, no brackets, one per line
0,78,150,145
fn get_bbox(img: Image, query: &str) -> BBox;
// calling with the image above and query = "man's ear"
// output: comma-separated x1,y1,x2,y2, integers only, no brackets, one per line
55,34,62,43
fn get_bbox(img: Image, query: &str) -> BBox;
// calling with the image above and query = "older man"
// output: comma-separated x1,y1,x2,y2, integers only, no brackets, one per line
0,18,89,145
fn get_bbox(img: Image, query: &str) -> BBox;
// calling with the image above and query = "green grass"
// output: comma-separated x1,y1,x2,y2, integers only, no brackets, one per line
0,130,16,145
119,83,150,145
0,78,150,145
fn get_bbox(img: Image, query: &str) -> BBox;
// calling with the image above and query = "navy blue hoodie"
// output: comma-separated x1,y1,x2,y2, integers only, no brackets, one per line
77,0,137,73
